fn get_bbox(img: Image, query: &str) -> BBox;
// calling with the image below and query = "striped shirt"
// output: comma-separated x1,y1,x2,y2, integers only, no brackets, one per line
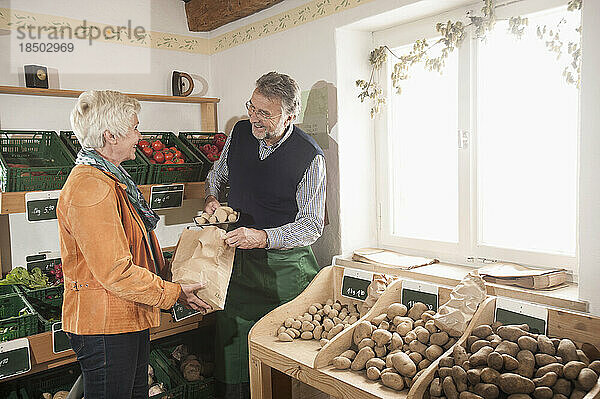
206,123,326,250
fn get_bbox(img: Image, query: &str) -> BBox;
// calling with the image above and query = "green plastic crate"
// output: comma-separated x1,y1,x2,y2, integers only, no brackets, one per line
19,284,63,308
18,286,63,333
141,132,203,185
0,131,74,192
24,362,80,398
149,349,185,399
0,387,29,399
59,130,150,185
178,132,224,182
0,285,18,296
0,293,38,342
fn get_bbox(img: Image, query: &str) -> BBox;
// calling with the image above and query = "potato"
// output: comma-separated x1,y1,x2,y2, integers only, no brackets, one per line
519,336,538,353
339,349,356,360
313,325,323,340
473,382,500,399
532,387,553,399
439,367,453,379
426,345,444,361
372,313,387,325
431,331,450,347
358,337,375,350
327,324,344,339
409,351,423,365
563,361,586,380
440,356,455,368
481,367,501,384
576,350,590,366
473,325,494,339
460,393,484,399
415,326,431,344
472,340,492,353
516,350,536,379
53,392,70,399
589,360,600,375
208,215,218,224
557,340,579,363
418,358,432,370
397,321,413,336
442,376,459,399
497,373,535,394
372,329,392,346
503,354,520,371
537,336,556,355
408,302,429,320
301,320,315,332
278,332,293,342
320,338,329,347
214,208,230,223
506,395,533,399
353,321,373,345
409,339,428,356
470,346,495,367
291,320,302,330
535,363,564,378
287,328,300,338
381,371,405,390
387,303,408,319
498,326,530,342
467,368,482,385
533,371,558,388
570,390,587,399
374,345,387,358
391,352,417,377
454,345,470,368
389,332,403,350
425,319,438,333
487,351,504,371
301,331,313,340
333,356,352,369
351,346,375,371
452,365,468,392
552,378,572,397
576,368,598,391
430,377,443,397
496,341,520,358
366,366,381,380
535,353,558,367
366,357,386,370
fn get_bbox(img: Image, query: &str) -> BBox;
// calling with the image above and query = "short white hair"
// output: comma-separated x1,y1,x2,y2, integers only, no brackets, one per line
70,90,140,149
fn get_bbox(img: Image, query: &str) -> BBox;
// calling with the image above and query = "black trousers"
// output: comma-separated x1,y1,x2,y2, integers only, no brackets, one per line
67,329,150,399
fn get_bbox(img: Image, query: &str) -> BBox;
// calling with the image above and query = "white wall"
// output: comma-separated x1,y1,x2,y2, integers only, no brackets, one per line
0,0,211,267
578,0,600,315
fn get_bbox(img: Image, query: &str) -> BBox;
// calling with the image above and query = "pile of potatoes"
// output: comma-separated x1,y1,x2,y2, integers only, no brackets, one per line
427,323,600,399
195,206,238,224
332,301,457,391
276,299,361,345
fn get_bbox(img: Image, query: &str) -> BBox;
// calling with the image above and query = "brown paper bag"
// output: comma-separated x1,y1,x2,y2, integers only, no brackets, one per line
171,226,235,311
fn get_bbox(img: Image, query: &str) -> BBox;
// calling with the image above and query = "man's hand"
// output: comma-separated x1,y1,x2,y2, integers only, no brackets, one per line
225,227,267,249
178,282,212,314
204,195,220,214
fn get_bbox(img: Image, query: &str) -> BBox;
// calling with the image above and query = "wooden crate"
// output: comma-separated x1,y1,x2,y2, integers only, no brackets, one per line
409,297,600,399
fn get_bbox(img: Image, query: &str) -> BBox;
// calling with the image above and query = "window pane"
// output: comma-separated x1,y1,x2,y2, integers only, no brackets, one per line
477,7,579,256
389,44,459,242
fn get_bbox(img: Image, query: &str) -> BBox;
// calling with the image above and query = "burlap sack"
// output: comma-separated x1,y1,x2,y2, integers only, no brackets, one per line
171,226,235,311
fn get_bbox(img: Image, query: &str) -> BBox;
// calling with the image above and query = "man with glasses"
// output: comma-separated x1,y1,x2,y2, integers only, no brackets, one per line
204,71,326,398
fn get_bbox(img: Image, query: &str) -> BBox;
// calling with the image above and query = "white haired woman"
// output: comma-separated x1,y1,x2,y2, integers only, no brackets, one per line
57,90,211,399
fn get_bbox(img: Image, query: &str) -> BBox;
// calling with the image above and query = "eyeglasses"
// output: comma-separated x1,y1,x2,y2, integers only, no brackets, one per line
245,100,281,121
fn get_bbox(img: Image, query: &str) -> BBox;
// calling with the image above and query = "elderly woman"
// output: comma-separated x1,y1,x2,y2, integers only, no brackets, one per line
57,90,211,399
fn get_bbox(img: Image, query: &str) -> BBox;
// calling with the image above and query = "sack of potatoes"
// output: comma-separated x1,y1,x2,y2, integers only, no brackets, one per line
195,206,238,225
426,322,600,399
332,301,458,392
276,299,361,346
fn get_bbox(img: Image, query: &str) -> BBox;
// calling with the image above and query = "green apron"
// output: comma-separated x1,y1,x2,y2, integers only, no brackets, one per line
214,246,319,385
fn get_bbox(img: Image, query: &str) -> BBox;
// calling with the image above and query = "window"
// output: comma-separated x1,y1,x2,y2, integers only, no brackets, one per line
374,1,579,270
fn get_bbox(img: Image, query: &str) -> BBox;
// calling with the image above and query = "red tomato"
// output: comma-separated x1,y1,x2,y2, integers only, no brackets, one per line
173,150,182,158
149,159,157,164
164,152,174,161
202,144,212,155
210,144,219,154
153,151,165,163
142,147,153,157
138,140,150,148
164,160,175,164
152,140,165,151
207,153,219,162
169,146,178,152
175,158,185,164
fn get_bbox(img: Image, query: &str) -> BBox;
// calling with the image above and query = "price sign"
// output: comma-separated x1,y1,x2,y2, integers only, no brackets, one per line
341,268,373,301
25,190,60,223
26,252,61,274
0,338,31,380
401,280,439,312
52,322,71,354
495,297,547,334
171,302,200,322
150,184,184,210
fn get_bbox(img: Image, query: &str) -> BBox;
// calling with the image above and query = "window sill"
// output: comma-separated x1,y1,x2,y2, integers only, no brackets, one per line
334,254,586,313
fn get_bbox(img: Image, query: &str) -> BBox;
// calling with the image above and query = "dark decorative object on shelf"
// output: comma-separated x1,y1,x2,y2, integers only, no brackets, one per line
24,65,49,89
172,71,194,96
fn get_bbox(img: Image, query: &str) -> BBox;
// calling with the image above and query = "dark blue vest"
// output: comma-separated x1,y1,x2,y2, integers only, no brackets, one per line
227,120,323,230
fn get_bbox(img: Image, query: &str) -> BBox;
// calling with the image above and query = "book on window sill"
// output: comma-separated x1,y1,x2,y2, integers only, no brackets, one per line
478,263,568,290
351,248,438,270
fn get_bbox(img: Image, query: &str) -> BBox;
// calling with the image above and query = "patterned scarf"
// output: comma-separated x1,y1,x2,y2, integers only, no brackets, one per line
75,148,160,232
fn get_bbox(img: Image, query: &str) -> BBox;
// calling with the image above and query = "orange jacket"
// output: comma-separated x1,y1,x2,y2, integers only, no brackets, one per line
57,165,181,334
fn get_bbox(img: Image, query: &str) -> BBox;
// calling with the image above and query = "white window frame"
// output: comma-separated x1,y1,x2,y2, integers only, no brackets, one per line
373,0,577,271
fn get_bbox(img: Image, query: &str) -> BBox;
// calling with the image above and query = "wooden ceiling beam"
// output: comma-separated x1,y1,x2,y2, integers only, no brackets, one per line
185,0,285,32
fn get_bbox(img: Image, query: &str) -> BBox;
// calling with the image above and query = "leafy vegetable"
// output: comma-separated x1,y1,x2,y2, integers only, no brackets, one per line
0,266,51,288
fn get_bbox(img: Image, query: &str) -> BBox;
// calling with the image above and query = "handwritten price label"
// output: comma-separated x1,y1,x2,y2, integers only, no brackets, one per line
341,268,373,301
25,190,60,223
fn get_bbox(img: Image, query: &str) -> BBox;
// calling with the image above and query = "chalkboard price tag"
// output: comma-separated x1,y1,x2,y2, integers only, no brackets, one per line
341,268,373,301
171,302,200,322
401,280,439,312
150,184,184,210
25,190,60,223
52,322,71,354
26,252,62,274
495,297,547,334
0,338,31,380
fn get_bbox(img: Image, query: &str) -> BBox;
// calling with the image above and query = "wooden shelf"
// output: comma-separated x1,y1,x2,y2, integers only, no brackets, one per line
0,181,205,214
0,85,219,104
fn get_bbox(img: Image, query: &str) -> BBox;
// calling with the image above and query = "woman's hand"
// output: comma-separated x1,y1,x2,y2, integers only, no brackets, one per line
178,282,212,313
204,195,220,214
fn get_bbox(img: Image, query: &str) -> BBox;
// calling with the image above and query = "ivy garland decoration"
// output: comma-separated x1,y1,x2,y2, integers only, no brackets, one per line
356,0,582,118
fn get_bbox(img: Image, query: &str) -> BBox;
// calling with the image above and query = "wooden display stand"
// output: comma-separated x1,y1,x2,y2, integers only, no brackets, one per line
249,265,600,399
